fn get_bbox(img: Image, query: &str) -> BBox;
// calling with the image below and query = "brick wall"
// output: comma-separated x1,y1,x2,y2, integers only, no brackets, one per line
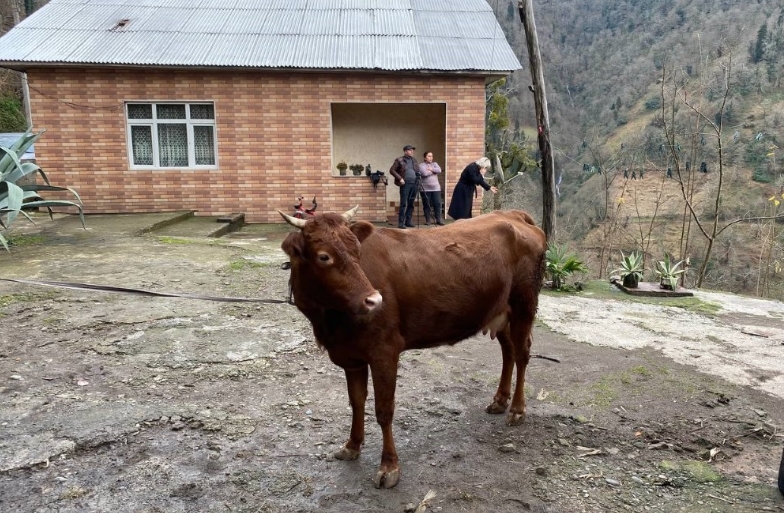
26,68,486,223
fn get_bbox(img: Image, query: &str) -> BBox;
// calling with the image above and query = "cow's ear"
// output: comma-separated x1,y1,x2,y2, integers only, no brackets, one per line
281,232,304,258
350,221,375,243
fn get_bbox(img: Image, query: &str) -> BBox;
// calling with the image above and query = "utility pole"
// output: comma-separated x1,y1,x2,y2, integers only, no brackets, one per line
518,0,556,241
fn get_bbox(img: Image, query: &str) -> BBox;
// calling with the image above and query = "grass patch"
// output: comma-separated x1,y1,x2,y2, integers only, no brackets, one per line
156,236,193,245
578,363,670,406
619,367,649,384
226,259,268,272
7,234,46,247
659,460,722,483
0,291,59,309
589,377,618,407
631,365,652,376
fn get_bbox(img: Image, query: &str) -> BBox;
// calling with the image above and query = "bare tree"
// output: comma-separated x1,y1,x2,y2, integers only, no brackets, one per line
661,48,784,287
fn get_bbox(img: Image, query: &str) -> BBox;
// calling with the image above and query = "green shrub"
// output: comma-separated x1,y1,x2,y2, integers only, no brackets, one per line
644,96,661,111
752,168,773,183
0,94,27,132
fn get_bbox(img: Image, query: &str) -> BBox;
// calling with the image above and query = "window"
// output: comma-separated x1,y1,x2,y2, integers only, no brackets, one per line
126,102,217,168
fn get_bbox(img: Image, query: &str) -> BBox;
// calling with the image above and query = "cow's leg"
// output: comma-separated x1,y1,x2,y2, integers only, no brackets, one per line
335,365,368,461
486,325,514,414
507,323,534,426
369,354,401,489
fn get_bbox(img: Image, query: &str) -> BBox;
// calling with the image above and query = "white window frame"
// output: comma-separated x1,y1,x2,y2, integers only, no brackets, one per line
125,102,218,169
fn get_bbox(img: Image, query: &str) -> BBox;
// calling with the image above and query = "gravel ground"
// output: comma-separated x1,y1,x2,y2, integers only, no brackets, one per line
1,213,783,512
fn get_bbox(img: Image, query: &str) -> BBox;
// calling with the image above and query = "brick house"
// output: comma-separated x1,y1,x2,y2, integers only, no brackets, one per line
0,0,520,223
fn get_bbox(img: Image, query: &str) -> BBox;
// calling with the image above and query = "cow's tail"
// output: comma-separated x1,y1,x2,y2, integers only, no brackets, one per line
535,243,546,291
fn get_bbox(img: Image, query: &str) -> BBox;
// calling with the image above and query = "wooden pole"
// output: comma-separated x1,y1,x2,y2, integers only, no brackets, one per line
518,0,556,241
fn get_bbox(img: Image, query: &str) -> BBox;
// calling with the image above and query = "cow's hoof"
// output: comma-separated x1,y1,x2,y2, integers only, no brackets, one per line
373,468,400,489
334,446,361,461
485,400,507,414
506,411,526,426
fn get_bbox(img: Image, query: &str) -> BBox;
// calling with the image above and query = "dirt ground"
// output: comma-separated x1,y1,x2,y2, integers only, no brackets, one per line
1,212,783,513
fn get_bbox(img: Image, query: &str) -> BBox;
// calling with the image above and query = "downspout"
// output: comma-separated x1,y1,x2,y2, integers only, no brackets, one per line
22,73,32,129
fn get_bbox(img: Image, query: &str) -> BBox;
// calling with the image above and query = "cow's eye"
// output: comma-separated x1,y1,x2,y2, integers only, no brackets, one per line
317,252,332,264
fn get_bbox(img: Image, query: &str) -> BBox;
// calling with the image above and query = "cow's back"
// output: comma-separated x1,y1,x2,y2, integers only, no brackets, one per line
358,210,545,349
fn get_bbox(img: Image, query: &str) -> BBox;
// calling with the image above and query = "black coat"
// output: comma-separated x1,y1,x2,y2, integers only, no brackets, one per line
447,163,491,220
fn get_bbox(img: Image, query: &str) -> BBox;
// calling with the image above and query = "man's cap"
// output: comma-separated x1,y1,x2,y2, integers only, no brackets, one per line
403,144,415,151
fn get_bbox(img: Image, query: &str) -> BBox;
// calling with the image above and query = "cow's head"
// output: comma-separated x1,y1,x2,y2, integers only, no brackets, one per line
279,207,382,317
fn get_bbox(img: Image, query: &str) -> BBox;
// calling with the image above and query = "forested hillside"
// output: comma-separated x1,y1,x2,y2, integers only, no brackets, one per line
494,0,783,162
0,0,47,131
490,0,784,299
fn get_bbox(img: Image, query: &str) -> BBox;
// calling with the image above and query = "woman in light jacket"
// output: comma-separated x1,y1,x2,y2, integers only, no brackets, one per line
447,157,497,220
417,151,444,225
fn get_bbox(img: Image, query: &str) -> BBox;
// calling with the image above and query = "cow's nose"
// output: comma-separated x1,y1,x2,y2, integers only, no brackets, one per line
364,291,383,312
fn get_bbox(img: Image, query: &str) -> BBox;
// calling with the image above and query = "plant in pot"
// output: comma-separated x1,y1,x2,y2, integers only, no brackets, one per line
545,243,588,290
612,251,644,288
350,163,364,176
336,161,348,176
654,253,686,290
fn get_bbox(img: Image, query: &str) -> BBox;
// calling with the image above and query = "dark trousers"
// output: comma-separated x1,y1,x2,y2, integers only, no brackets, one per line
398,183,417,226
420,190,442,223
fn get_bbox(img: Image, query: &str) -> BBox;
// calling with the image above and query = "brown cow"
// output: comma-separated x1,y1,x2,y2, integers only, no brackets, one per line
279,207,546,488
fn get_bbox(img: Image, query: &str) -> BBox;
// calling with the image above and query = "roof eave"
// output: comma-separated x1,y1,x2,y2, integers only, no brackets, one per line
0,62,519,78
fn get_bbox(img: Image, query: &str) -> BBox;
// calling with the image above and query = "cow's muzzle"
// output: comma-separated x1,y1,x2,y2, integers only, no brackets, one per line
363,291,383,314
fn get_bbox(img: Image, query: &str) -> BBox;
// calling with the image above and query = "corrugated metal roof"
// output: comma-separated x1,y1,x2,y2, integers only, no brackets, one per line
0,0,521,73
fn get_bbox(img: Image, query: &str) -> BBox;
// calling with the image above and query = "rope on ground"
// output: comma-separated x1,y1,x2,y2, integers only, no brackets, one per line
0,278,291,304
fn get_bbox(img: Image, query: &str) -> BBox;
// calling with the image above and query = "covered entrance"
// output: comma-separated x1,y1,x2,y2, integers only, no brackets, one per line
332,102,447,223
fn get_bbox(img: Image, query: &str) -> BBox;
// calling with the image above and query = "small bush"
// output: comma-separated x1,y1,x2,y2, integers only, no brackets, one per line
545,243,588,290
644,96,661,111
752,168,772,183
0,94,27,132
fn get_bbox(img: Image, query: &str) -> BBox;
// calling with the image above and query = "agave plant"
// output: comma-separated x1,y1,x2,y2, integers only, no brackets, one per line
612,251,644,288
654,253,686,290
1,129,85,250
545,242,588,290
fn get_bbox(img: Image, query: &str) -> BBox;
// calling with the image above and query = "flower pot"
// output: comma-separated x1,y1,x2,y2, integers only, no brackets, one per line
352,170,362,176
622,274,639,288
338,169,347,176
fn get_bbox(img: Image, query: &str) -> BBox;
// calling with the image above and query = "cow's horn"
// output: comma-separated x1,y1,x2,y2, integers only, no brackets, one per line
342,205,359,221
277,210,307,229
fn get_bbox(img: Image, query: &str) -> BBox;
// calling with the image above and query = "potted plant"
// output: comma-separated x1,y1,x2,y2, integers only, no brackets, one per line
654,253,686,290
545,243,588,290
612,251,644,288
336,161,348,176
350,164,364,176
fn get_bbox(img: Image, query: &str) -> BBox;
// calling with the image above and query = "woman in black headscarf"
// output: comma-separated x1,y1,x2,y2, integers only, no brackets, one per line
447,157,497,220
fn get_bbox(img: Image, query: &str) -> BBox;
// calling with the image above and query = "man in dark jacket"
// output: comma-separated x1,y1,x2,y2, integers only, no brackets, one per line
389,145,420,229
